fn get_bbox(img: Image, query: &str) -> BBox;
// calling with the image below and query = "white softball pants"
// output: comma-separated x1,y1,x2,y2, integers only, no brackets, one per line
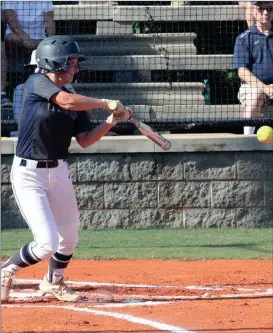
11,156,79,260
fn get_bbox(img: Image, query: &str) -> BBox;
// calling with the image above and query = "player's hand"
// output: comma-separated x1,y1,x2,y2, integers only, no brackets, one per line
106,107,133,125
102,99,126,115
122,106,133,121
106,113,120,126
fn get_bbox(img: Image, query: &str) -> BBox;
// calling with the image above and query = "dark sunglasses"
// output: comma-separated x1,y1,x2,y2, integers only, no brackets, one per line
256,6,273,13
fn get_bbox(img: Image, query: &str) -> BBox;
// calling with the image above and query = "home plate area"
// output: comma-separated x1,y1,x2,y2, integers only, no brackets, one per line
7,278,273,304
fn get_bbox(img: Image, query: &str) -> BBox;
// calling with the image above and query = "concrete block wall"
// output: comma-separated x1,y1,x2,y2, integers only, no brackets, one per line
1,136,273,229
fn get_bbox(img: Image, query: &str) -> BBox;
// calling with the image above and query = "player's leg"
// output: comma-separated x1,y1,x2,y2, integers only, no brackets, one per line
39,161,82,301
1,157,59,303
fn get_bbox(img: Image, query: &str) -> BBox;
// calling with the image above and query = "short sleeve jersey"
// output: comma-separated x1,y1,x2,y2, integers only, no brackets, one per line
233,26,273,84
2,1,53,39
16,73,93,160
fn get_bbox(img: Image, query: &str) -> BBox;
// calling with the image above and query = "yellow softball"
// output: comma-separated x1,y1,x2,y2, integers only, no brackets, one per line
256,126,273,144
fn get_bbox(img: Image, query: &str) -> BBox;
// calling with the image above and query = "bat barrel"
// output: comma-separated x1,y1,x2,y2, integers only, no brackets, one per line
160,139,171,150
148,134,171,150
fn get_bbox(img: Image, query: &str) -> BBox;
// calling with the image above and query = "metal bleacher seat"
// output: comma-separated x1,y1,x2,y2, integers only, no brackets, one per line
60,3,244,123
57,3,246,120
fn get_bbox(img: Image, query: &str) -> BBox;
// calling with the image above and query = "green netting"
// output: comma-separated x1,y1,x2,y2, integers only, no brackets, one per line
1,0,273,136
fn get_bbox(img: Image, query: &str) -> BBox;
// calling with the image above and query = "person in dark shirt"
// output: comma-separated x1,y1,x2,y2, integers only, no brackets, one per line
1,35,132,303
233,1,273,119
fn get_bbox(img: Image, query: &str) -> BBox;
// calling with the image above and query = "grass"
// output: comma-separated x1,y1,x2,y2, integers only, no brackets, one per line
1,228,272,260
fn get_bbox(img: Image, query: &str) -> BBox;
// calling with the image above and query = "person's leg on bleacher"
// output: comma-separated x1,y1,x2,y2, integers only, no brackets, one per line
238,84,266,119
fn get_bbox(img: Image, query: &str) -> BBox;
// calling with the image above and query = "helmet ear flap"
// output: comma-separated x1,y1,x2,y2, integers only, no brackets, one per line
43,58,67,73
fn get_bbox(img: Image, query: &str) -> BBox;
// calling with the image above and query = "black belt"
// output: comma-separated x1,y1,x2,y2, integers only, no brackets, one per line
20,159,59,168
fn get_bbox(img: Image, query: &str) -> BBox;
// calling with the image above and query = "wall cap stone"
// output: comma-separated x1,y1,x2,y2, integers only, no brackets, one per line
1,134,272,154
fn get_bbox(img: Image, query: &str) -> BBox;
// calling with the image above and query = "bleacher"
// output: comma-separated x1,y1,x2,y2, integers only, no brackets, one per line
2,2,273,136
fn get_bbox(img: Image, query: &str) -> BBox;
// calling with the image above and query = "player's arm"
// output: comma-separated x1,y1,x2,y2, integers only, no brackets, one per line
75,121,115,148
51,91,118,113
75,113,129,148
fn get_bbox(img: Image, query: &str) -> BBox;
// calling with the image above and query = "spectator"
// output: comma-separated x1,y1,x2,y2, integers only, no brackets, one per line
1,5,12,109
233,1,273,121
2,1,55,55
238,1,255,28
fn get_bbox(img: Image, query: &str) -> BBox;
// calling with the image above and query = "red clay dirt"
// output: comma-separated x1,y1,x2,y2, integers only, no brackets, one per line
1,259,273,333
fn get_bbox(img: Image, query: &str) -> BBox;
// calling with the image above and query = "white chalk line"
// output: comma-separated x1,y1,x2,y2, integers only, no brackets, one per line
16,279,223,290
8,289,273,303
15,278,271,292
2,304,195,333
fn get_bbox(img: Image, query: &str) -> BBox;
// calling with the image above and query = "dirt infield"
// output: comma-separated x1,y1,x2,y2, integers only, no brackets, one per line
2,259,273,333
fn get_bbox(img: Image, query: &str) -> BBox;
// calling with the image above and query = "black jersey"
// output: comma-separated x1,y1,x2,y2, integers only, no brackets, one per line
16,73,93,160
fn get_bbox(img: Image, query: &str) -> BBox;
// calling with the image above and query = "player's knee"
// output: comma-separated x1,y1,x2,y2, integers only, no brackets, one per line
58,234,79,255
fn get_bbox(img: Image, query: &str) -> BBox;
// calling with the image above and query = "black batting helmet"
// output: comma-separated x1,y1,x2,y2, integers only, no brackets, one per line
36,35,87,73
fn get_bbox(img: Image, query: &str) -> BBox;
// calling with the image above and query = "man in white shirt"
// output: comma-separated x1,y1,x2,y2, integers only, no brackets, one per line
2,1,55,51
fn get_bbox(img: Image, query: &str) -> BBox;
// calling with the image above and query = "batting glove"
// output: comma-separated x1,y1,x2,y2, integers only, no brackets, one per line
105,107,133,126
101,99,125,115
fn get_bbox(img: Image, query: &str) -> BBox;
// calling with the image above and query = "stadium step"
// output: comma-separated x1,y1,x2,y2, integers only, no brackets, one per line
72,33,197,55
113,5,245,22
72,82,205,106
8,54,233,73
53,4,245,22
87,104,273,123
80,54,233,71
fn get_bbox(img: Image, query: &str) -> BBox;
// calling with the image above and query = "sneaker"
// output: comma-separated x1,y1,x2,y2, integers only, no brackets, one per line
39,277,83,302
1,271,14,304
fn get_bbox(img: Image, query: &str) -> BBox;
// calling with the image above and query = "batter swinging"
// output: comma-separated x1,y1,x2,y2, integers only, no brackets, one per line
1,35,132,303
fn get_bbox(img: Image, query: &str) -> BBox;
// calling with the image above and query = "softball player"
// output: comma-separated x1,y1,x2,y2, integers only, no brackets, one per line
1,35,132,303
